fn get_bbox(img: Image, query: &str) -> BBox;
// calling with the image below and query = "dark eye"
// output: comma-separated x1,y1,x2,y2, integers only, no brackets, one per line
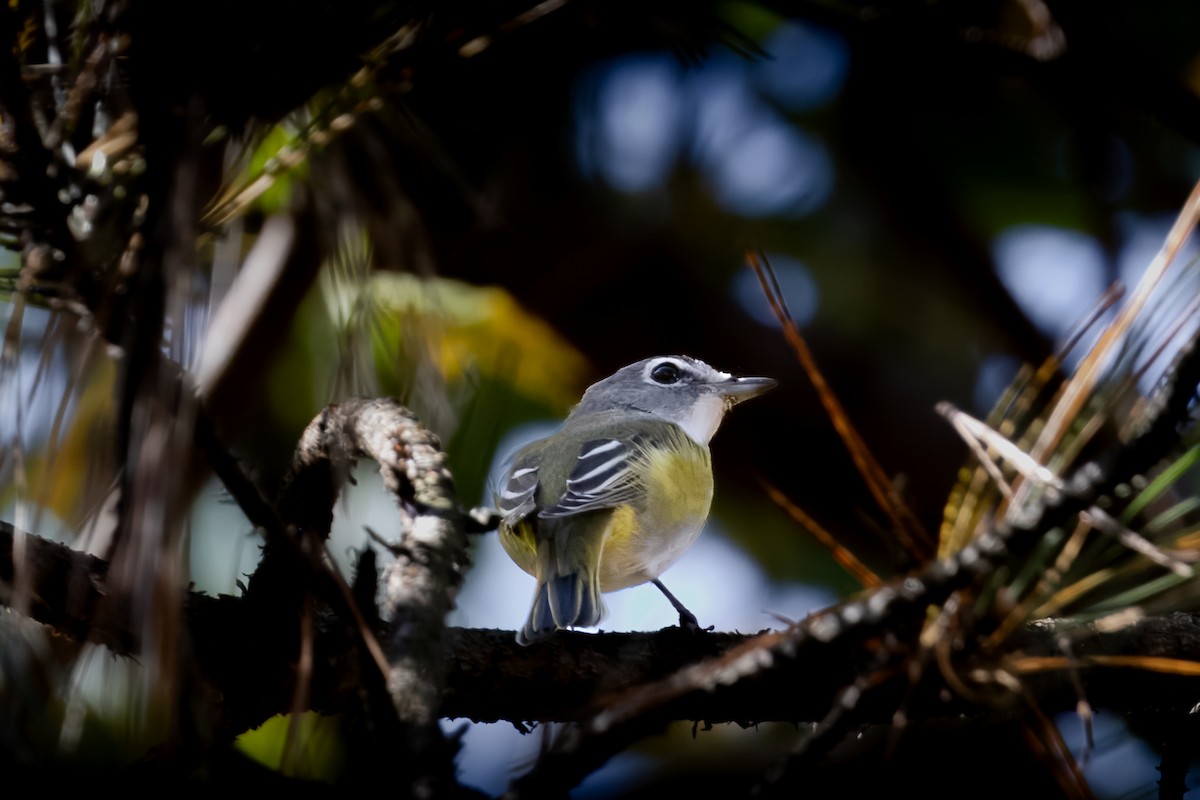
650,361,682,384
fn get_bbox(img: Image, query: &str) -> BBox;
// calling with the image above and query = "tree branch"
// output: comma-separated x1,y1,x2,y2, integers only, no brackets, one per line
4,521,1200,730
278,396,474,727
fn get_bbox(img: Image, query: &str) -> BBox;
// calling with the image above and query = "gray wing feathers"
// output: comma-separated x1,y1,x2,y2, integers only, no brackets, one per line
498,465,539,526
540,438,641,518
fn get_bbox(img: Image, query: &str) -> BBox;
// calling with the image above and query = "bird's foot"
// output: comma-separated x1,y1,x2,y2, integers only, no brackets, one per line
677,608,714,634
653,578,713,634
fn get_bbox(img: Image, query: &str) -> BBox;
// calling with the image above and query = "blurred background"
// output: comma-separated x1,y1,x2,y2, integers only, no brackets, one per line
3,0,1200,796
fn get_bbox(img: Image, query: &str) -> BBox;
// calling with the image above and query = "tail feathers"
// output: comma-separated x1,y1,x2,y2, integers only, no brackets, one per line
517,572,606,645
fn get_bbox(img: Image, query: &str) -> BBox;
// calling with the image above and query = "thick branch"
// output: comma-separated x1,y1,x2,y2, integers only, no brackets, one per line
240,397,476,795
279,397,472,726
4,522,1200,728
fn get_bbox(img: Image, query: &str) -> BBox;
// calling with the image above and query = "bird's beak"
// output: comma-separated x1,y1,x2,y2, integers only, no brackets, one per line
718,375,778,405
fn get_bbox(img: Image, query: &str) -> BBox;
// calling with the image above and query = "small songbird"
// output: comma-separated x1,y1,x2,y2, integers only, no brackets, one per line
496,355,777,644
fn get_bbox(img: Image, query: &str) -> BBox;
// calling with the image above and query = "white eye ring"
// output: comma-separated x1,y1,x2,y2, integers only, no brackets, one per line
649,360,683,384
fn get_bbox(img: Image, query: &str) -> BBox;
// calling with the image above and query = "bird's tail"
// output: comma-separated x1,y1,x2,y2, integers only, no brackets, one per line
517,535,607,645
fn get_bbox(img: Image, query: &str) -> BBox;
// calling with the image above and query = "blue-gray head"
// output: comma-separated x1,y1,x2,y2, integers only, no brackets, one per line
568,355,777,445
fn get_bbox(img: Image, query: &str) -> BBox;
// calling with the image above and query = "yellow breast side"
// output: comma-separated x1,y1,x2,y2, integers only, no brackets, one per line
642,443,714,521
597,440,713,591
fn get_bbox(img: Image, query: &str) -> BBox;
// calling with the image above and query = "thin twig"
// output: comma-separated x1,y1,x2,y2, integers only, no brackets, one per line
749,250,933,559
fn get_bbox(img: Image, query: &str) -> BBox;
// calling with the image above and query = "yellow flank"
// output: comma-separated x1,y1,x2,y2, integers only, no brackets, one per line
598,433,713,591
599,504,639,555
499,519,539,577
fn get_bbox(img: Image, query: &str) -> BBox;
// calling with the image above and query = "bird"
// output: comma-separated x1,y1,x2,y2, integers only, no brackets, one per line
495,355,777,644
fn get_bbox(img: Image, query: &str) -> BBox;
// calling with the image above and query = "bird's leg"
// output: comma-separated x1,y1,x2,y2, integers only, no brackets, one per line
652,578,711,633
